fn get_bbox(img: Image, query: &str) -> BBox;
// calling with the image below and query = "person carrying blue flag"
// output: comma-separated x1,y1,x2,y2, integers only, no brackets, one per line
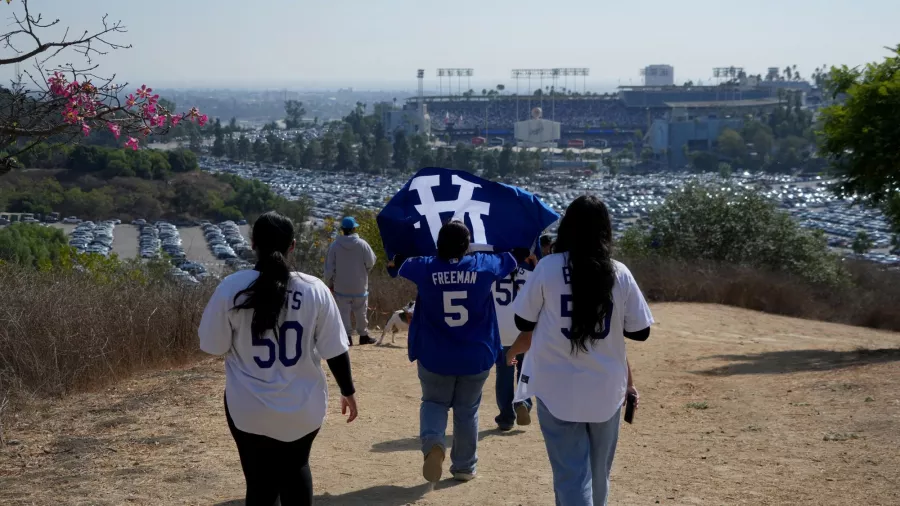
388,221,534,483
378,167,558,483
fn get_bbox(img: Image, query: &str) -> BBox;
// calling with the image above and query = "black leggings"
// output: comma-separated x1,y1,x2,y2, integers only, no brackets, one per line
225,397,320,506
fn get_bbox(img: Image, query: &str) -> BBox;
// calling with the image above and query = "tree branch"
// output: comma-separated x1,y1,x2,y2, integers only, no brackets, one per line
0,1,129,66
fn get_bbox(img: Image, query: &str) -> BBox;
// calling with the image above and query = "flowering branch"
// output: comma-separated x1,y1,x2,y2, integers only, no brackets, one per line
0,0,205,174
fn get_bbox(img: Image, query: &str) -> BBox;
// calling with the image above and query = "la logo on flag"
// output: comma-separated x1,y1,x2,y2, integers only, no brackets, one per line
377,167,559,261
408,173,491,246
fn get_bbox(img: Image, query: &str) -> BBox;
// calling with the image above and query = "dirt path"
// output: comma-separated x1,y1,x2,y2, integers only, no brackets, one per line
2,303,899,505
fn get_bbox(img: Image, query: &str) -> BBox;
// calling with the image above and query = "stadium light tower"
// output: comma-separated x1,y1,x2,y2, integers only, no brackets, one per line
417,69,425,112
713,67,744,84
437,68,474,96
436,69,447,97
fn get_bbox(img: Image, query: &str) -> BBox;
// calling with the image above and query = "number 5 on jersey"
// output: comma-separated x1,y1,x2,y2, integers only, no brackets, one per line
443,291,469,327
560,294,612,340
252,321,304,369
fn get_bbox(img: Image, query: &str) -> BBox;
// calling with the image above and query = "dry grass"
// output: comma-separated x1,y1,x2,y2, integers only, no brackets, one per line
0,265,213,404
626,257,900,332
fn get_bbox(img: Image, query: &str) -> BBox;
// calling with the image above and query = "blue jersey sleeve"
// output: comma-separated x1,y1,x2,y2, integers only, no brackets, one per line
398,257,426,285
481,252,517,280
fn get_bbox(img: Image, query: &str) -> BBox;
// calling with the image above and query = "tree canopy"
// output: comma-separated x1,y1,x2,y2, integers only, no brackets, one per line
619,184,846,285
820,44,900,230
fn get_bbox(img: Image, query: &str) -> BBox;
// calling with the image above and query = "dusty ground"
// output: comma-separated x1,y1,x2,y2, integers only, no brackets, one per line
1,303,898,506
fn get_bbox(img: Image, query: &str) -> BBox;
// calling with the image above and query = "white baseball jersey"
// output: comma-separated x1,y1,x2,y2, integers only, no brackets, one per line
513,254,653,423
199,270,349,442
491,266,531,347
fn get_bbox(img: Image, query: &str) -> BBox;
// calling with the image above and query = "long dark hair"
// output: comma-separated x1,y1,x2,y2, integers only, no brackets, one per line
437,220,470,261
233,211,295,337
553,196,616,355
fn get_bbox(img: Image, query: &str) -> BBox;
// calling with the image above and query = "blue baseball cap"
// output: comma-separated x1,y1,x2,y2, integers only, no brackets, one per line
341,216,359,229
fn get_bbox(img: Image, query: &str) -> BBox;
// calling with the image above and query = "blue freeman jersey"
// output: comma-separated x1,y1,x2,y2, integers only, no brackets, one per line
491,266,531,347
398,252,517,376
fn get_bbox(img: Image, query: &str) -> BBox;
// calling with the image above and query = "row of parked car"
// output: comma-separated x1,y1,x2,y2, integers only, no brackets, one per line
68,220,120,256
203,221,253,267
138,221,212,284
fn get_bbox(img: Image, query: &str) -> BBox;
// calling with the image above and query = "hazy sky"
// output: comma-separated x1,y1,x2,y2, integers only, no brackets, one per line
2,0,898,90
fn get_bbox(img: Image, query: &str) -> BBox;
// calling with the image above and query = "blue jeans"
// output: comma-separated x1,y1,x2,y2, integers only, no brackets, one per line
418,362,490,475
537,398,621,506
495,346,532,428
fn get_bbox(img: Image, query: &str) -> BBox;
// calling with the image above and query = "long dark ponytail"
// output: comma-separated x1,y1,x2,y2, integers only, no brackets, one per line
553,196,616,355
233,211,295,337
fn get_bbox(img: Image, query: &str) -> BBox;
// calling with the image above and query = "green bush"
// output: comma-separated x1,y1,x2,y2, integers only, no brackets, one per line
619,183,846,285
0,223,69,269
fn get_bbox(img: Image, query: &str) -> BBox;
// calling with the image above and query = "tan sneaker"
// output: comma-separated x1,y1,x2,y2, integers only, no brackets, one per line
422,445,445,483
515,404,532,426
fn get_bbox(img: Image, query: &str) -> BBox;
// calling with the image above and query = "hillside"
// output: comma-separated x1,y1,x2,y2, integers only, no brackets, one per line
1,304,898,506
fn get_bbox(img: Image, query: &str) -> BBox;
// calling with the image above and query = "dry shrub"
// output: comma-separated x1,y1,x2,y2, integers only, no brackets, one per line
0,265,213,401
366,271,416,329
625,257,900,331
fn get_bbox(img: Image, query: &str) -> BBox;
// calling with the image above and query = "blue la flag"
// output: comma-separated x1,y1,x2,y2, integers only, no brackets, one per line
377,167,559,261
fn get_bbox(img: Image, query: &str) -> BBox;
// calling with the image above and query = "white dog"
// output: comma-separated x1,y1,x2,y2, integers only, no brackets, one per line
377,301,415,345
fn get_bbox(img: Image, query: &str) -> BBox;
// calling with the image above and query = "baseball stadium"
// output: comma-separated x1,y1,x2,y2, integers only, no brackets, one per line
387,68,795,167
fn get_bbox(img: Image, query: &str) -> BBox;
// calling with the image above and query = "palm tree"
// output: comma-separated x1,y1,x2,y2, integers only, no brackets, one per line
784,66,792,81
496,84,505,94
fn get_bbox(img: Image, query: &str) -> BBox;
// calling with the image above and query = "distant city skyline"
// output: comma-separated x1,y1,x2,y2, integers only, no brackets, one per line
1,0,897,91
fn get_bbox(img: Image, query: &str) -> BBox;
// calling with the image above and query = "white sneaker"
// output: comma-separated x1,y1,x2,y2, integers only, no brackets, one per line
452,471,477,482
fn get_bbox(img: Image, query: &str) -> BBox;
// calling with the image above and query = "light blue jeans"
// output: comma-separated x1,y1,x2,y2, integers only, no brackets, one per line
537,398,621,506
418,363,490,475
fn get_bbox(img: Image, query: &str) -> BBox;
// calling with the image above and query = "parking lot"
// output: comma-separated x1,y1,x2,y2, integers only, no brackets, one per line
50,223,252,273
201,157,899,266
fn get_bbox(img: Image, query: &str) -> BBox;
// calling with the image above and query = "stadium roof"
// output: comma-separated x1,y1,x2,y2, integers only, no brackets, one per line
664,98,782,109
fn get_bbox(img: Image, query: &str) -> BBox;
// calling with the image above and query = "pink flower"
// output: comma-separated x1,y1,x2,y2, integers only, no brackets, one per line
154,115,166,128
48,72,68,96
125,137,139,151
198,114,209,127
170,115,181,127
141,102,157,117
107,122,121,139
187,107,200,120
62,107,80,124
125,94,136,109
81,122,91,136
136,85,152,99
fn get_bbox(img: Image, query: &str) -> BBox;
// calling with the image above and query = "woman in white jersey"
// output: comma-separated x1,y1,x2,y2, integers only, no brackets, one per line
507,196,653,506
199,211,358,506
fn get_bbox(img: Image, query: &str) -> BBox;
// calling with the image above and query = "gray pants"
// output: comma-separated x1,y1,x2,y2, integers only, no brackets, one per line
335,295,369,337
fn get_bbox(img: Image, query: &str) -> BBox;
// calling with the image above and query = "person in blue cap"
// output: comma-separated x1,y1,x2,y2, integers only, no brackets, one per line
325,216,377,345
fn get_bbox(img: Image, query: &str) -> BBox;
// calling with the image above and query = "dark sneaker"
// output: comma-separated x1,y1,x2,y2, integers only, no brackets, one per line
497,424,514,432
515,404,532,426
359,335,377,345
423,445,445,483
